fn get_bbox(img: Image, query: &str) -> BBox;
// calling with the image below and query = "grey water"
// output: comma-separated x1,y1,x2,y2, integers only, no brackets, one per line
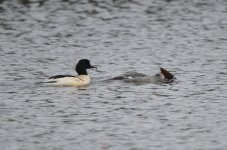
1,0,227,149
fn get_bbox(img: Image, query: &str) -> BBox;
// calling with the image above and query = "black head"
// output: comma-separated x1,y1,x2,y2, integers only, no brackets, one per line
75,59,95,75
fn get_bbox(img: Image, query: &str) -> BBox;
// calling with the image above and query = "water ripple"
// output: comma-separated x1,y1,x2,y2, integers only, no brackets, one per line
1,0,227,150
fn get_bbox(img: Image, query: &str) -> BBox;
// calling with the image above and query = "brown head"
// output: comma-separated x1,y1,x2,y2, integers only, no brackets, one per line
160,68,174,80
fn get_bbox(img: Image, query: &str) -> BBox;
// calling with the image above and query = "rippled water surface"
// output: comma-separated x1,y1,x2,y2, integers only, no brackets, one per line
1,0,227,149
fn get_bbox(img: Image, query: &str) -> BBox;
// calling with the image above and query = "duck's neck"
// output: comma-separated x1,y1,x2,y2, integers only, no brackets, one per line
77,69,88,75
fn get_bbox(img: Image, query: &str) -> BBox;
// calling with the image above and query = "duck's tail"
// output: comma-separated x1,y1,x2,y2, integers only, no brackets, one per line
160,68,174,80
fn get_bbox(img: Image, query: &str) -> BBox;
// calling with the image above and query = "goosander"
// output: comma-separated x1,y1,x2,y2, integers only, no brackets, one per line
111,68,175,84
45,59,96,86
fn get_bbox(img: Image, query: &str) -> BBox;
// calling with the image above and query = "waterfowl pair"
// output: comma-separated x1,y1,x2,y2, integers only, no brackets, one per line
45,59,174,86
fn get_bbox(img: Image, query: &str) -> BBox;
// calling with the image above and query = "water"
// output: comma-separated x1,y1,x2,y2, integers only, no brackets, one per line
1,0,227,149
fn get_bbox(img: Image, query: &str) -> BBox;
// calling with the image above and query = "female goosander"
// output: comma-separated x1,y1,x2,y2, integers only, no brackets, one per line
111,68,175,84
45,59,96,86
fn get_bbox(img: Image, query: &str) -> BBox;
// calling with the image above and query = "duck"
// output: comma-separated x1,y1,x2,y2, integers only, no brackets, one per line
44,59,96,86
111,68,175,84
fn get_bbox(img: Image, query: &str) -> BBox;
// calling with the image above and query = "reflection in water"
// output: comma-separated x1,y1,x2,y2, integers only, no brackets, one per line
0,0,227,150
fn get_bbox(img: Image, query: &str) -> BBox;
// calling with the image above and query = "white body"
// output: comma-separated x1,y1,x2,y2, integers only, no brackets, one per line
46,75,91,86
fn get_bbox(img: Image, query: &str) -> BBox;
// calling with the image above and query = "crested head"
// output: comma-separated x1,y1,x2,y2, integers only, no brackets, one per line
160,68,174,80
75,59,95,75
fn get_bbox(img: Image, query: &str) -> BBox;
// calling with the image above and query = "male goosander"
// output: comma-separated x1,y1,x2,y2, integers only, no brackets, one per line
45,59,96,86
111,68,175,84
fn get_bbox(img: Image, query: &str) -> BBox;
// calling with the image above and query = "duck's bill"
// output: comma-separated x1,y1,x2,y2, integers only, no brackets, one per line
90,65,105,73
90,65,97,69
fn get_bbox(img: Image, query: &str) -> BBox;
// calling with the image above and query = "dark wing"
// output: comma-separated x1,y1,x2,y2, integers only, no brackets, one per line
49,75,75,79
